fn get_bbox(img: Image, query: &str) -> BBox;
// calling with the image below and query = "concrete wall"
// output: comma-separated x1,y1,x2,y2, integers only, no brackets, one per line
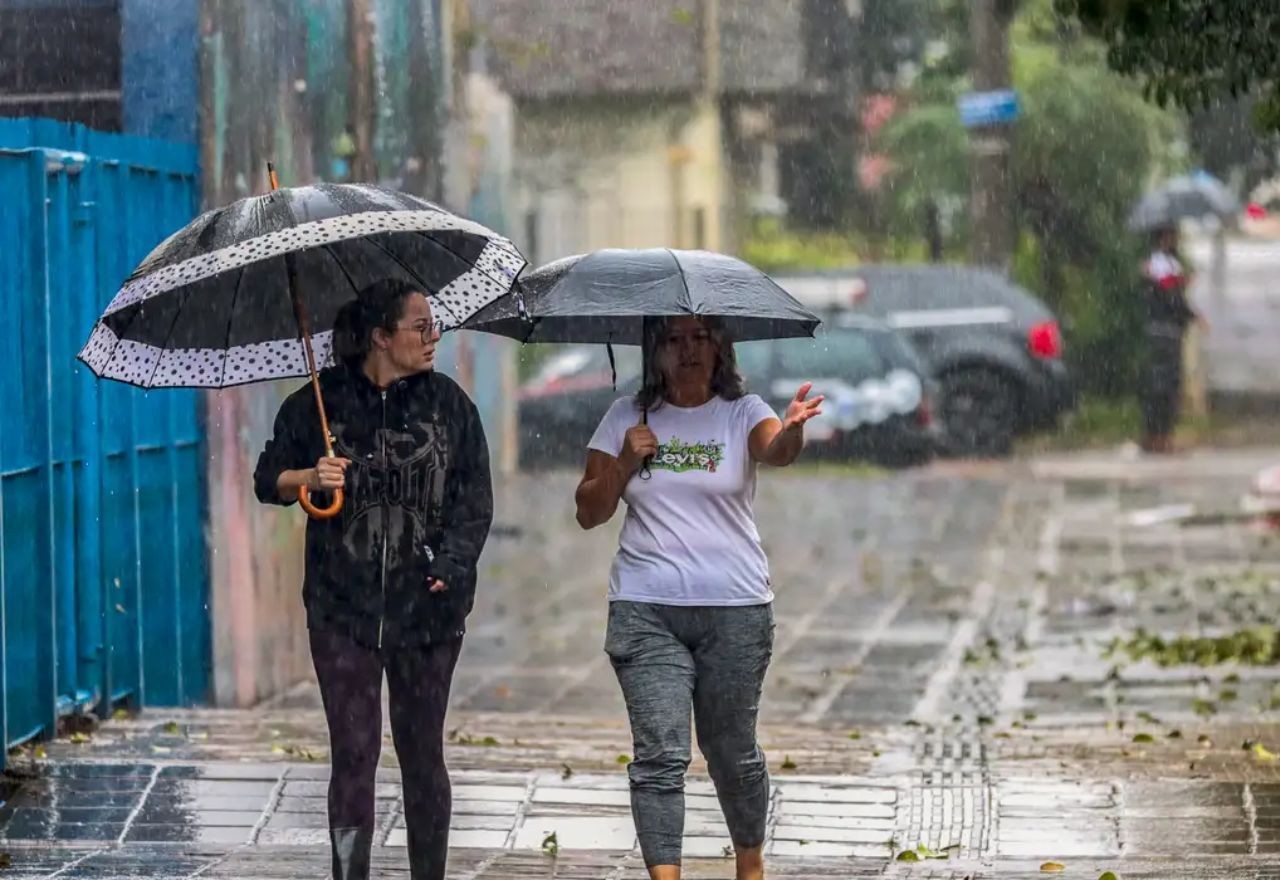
511,97,728,264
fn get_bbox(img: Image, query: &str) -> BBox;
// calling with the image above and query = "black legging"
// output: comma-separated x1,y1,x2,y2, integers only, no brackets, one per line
310,628,463,880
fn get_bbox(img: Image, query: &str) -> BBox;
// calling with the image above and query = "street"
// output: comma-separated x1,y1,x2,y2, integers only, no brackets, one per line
6,447,1280,877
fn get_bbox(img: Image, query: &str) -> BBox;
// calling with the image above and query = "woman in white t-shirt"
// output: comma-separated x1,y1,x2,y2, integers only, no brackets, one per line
575,315,822,880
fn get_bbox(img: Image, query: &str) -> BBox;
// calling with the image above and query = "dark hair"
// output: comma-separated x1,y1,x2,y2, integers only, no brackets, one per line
1150,224,1179,249
635,315,745,411
332,278,423,368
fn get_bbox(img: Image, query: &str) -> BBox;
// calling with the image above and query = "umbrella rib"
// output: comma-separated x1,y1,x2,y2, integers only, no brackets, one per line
665,248,694,313
361,236,464,327
217,265,251,387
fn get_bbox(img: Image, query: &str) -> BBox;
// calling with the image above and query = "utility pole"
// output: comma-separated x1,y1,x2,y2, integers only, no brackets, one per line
347,0,377,182
968,0,1014,270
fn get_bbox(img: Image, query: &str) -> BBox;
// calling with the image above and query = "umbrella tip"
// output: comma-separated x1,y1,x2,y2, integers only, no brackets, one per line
267,162,280,192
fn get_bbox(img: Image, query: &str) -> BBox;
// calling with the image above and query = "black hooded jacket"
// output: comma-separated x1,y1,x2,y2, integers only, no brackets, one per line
254,364,493,648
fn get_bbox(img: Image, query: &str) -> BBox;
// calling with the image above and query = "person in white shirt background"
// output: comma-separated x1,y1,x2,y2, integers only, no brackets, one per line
1139,224,1207,454
574,315,822,880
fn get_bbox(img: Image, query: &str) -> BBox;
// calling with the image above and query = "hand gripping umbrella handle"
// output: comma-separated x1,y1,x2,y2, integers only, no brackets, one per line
269,162,346,521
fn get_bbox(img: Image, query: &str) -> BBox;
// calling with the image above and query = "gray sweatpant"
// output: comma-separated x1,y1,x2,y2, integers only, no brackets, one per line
604,600,774,867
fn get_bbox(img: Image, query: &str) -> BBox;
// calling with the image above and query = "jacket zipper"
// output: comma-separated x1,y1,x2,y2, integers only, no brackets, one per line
378,388,388,650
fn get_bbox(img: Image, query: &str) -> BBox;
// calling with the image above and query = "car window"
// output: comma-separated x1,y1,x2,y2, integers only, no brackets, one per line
529,344,641,384
774,328,884,381
531,348,596,384
868,327,928,374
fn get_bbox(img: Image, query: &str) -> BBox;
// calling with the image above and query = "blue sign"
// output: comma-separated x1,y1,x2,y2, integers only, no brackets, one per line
958,90,1021,128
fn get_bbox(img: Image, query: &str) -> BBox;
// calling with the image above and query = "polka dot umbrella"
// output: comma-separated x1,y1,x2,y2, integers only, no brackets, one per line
78,166,526,517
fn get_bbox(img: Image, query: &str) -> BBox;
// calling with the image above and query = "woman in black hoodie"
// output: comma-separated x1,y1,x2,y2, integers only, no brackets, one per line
254,278,493,880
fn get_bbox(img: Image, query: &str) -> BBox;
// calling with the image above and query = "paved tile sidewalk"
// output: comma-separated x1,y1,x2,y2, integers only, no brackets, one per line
8,450,1280,878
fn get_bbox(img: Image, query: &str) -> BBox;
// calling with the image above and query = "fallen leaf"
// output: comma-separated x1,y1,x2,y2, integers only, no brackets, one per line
1098,872,1120,880
163,721,181,735
616,754,632,766
1197,734,1213,746
721,845,733,858
895,850,920,862
0,853,10,868
150,745,172,755
1254,742,1277,763
1041,862,1066,873
112,708,130,721
847,730,861,740
34,745,47,759
69,732,90,744
1132,733,1155,743
541,831,559,856
780,756,798,770
560,764,573,780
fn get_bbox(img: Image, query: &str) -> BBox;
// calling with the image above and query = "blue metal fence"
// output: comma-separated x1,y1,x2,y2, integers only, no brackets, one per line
0,118,210,767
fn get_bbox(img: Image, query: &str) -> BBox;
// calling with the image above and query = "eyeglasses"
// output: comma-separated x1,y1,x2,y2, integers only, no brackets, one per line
395,318,445,342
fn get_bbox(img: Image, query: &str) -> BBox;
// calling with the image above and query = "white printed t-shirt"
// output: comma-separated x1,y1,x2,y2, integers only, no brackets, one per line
587,393,779,606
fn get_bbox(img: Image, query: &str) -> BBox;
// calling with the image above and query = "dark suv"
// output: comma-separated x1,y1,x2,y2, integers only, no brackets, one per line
516,315,940,469
775,265,1074,457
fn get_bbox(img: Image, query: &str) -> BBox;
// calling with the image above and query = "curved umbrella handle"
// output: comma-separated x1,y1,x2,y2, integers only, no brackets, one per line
298,485,344,519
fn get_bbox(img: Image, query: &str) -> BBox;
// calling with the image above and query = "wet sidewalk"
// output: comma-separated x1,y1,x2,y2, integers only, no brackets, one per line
6,448,1280,877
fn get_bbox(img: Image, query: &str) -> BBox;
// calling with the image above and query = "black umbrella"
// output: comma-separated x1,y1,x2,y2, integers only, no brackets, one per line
464,248,820,475
465,248,819,346
79,166,525,517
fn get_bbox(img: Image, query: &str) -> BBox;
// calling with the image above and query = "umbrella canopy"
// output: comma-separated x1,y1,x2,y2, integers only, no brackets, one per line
1129,172,1241,232
463,248,820,345
78,182,525,388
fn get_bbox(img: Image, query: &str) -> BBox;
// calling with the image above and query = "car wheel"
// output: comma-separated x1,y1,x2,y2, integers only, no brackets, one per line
939,369,1018,458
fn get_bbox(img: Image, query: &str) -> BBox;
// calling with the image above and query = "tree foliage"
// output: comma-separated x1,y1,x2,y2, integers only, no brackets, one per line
878,0,1184,395
1058,0,1280,132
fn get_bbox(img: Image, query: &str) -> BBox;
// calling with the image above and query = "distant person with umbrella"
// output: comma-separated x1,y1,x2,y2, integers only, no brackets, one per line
1138,224,1205,453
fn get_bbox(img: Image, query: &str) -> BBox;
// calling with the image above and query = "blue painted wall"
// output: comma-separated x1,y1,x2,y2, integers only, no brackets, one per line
121,0,199,143
0,118,209,769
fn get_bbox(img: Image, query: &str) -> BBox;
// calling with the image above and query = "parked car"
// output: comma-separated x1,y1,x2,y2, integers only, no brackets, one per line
516,315,941,469
774,265,1075,457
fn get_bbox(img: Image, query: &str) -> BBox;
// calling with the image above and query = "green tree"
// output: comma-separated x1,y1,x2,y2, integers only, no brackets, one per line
1057,0,1280,132
879,0,1184,394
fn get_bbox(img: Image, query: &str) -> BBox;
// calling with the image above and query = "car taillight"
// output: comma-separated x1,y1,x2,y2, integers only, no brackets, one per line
1028,320,1062,359
916,394,933,427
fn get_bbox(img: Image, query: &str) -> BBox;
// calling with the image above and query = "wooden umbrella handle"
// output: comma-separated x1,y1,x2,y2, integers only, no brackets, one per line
299,485,344,519
270,162,346,521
